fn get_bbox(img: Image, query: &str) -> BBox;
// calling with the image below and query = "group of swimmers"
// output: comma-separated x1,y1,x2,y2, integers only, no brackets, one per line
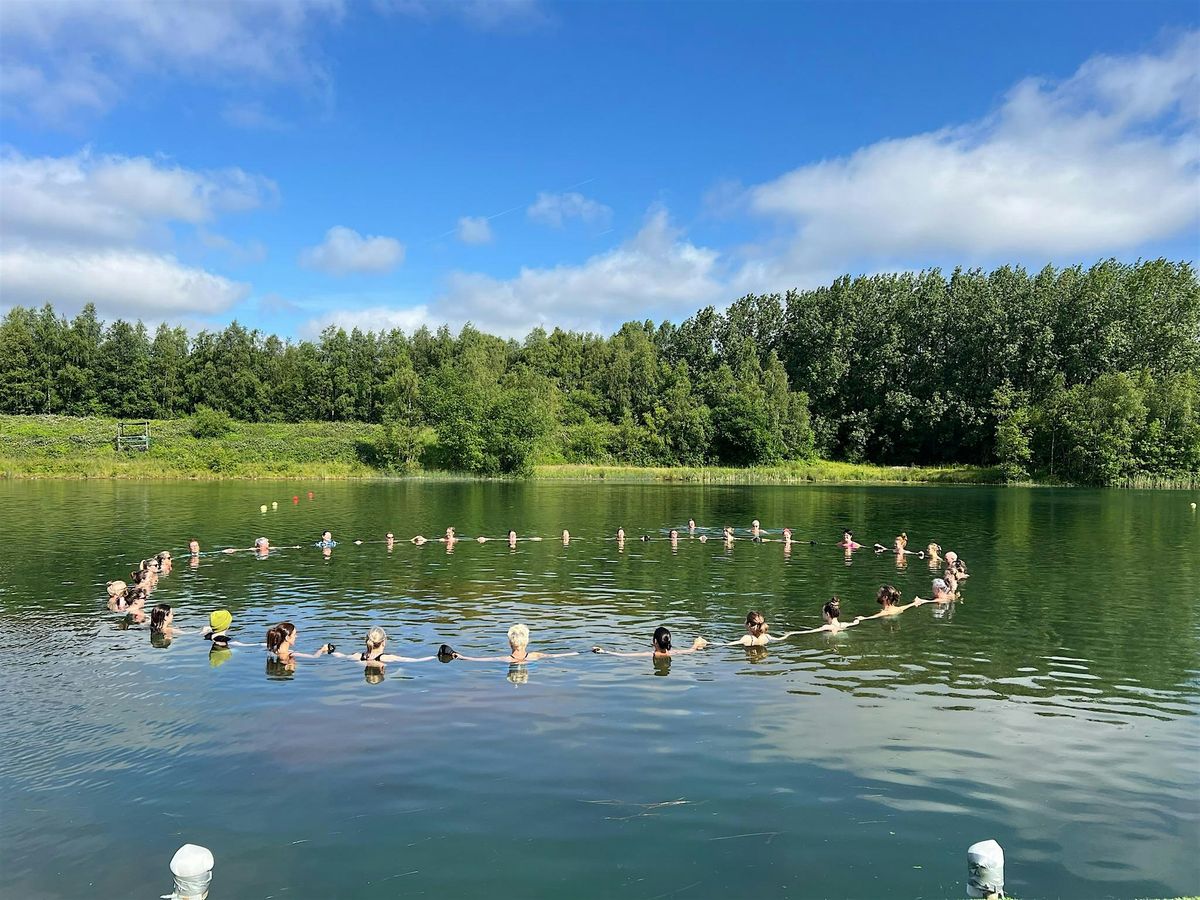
101,521,971,675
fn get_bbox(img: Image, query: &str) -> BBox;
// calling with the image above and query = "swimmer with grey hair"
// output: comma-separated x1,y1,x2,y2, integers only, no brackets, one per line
332,626,436,666
455,624,579,663
914,578,957,604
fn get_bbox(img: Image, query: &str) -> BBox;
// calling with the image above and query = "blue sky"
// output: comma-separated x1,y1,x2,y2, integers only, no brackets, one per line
1,0,1197,338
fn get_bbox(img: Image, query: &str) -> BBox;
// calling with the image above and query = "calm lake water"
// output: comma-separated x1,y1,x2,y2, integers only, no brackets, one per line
0,481,1196,899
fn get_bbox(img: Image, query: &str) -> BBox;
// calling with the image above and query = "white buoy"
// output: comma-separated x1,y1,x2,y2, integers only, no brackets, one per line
260,504,268,513
966,839,1004,898
167,843,213,899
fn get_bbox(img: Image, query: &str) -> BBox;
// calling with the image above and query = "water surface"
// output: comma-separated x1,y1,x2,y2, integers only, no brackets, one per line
0,481,1196,899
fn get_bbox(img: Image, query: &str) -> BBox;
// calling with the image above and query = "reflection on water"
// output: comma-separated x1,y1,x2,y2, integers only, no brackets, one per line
0,481,1196,899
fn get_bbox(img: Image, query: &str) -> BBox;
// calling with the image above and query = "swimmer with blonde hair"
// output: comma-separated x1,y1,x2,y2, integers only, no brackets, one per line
455,624,579,663
332,626,436,666
592,626,708,657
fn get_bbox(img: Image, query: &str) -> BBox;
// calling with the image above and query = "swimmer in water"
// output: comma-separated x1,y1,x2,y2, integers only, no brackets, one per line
592,626,708,658
105,580,128,610
221,537,270,555
149,603,174,637
508,530,517,548
723,526,734,543
838,530,861,550
333,626,436,666
411,534,429,545
781,598,863,636
859,585,928,619
698,533,708,543
782,527,792,545
155,551,173,574
926,542,942,565
914,578,957,604
669,529,679,549
316,530,336,548
443,527,457,545
751,519,761,538
945,551,968,579
562,530,570,545
188,539,200,556
265,622,333,666
455,624,579,663
203,609,235,647
386,532,395,549
616,527,625,542
687,519,696,534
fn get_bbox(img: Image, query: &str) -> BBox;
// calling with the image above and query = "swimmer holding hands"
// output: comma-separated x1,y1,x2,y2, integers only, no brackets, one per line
593,626,708,657
454,624,578,663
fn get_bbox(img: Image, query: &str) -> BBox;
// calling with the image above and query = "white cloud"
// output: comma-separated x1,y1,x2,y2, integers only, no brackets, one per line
1,0,342,124
222,101,290,132
527,191,612,228
374,0,547,30
305,206,723,337
0,150,277,247
456,215,493,245
0,247,249,315
299,226,405,275
0,149,269,318
743,30,1200,282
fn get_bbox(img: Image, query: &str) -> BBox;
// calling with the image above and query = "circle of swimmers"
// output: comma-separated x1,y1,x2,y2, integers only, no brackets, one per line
104,522,970,672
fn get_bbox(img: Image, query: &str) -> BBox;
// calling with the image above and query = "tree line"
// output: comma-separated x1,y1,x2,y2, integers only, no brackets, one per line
0,258,1196,484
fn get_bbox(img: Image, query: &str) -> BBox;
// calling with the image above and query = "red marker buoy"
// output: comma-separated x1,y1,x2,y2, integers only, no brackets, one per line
292,496,299,504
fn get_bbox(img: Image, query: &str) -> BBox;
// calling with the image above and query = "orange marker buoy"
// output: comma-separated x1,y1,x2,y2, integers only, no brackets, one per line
293,496,299,504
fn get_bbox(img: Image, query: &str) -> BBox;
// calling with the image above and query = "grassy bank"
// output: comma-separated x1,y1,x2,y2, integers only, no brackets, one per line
0,414,1019,485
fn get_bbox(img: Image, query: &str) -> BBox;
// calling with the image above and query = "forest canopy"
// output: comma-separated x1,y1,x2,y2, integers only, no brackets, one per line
1,259,1197,485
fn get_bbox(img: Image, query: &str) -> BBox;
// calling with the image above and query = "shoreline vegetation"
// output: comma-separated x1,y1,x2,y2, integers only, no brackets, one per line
2,415,1195,487
2,261,1198,489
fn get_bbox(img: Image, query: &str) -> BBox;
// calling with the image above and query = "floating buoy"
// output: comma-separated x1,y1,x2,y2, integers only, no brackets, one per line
271,501,278,509
169,843,214,900
293,496,300,504
259,504,267,513
966,839,1004,898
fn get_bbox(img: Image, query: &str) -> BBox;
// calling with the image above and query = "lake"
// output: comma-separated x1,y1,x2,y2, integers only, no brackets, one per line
0,481,1196,899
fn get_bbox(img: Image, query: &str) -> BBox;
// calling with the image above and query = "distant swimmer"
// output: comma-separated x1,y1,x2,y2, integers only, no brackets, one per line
837,530,861,550
316,530,336,548
782,527,792,544
443,527,457,544
592,626,707,658
222,537,270,555
455,624,579,663
508,529,517,548
723,526,734,543
945,551,968,579
688,519,696,533
698,534,709,543
386,532,395,549
188,539,200,556
859,585,928,620
751,519,761,538
562,530,570,545
156,551,173,574
669,529,679,549
617,527,626,542
640,534,651,542
333,626,435,666
926,543,942,564
411,535,429,545
266,621,333,666
725,611,775,646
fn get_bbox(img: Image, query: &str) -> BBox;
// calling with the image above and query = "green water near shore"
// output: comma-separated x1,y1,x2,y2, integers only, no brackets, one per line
0,481,1196,898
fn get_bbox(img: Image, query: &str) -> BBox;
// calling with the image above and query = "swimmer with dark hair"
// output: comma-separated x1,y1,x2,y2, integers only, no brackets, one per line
188,539,201,556
150,603,174,635
265,621,333,666
858,585,928,620
687,519,696,533
783,598,863,636
592,626,708,657
332,626,435,666
837,530,861,550
316,530,336,548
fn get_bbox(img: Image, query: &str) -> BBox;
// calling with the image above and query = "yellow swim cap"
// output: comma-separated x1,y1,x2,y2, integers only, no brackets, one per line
209,609,232,632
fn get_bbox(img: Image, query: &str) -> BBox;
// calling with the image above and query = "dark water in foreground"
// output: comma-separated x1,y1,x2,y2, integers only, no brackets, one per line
0,481,1196,899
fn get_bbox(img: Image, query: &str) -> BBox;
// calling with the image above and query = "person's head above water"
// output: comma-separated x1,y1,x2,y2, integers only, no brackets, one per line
365,625,387,652
507,623,530,653
745,611,767,634
106,580,127,598
150,603,172,631
944,551,958,566
254,537,269,550
266,621,296,653
188,539,200,554
877,585,901,608
652,626,672,652
932,578,951,597
209,609,232,633
321,530,332,542
822,597,842,623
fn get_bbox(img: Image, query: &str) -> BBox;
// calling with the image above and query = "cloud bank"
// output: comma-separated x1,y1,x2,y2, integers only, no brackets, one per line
299,226,406,275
